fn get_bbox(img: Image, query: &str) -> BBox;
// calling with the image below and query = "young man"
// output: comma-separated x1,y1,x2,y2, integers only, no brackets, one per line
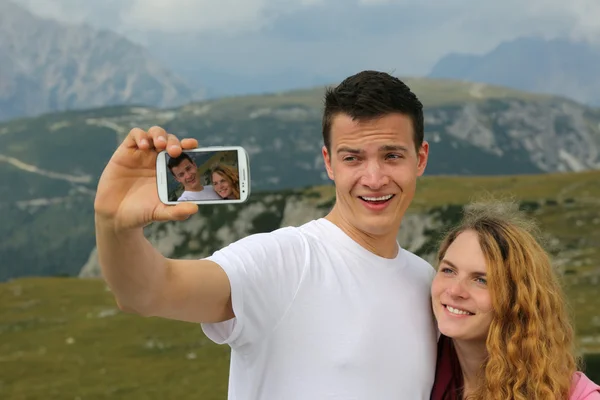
167,153,222,201
94,70,437,399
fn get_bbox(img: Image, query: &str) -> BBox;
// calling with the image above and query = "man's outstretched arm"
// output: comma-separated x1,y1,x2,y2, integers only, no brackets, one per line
95,217,233,323
93,126,233,324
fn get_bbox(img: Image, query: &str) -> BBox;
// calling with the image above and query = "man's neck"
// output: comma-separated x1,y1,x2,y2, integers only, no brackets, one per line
325,208,399,259
452,338,487,396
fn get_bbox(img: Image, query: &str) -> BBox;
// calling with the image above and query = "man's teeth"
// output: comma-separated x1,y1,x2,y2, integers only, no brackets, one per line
361,194,393,202
446,305,472,315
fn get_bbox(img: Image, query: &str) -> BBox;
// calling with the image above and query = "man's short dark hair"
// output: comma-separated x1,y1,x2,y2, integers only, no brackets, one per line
167,152,193,174
322,70,424,153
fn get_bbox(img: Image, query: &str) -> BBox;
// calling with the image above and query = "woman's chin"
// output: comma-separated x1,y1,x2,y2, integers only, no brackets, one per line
437,323,467,340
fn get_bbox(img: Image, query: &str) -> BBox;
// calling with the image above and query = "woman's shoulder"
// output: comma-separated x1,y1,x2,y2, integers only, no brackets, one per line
570,371,600,400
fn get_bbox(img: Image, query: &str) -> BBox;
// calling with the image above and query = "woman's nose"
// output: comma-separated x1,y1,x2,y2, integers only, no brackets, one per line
447,279,469,298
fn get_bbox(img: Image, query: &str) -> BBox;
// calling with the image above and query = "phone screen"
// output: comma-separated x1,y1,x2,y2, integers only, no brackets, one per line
164,149,245,202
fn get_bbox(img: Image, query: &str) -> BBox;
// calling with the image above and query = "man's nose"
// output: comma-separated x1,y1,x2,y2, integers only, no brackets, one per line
361,161,389,188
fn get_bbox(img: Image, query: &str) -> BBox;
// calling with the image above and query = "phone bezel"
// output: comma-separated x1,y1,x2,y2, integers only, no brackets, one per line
156,146,251,205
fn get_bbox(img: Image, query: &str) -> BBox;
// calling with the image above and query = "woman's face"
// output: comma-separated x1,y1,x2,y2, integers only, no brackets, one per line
212,172,232,199
431,230,494,343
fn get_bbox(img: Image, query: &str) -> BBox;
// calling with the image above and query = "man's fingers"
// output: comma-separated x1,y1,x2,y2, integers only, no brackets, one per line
181,138,199,149
124,126,197,155
166,134,183,157
148,126,169,150
125,128,150,149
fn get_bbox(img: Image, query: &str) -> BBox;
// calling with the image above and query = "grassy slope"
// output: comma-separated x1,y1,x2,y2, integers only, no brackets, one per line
1,277,598,400
0,278,230,400
1,172,599,399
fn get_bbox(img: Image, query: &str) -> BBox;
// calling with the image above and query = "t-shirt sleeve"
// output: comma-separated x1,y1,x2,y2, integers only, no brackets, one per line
200,227,308,349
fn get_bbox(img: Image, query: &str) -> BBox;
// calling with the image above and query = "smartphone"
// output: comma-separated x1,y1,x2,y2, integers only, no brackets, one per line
156,146,251,205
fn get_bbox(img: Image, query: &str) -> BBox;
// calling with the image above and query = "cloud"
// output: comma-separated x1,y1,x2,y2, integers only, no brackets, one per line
525,0,600,43
123,0,273,34
14,0,327,34
441,0,600,45
13,0,131,27
11,0,600,94
14,0,600,44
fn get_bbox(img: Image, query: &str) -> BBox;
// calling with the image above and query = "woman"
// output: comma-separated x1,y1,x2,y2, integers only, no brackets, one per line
210,163,240,200
430,200,600,400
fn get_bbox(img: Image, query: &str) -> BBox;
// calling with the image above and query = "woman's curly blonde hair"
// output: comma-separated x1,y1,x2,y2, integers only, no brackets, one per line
436,198,580,399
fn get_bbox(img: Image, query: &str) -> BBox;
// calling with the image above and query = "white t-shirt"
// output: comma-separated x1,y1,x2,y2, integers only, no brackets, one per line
201,218,438,400
177,185,222,201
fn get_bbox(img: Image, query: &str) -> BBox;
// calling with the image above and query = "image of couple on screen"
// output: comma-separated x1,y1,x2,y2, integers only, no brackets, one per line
167,151,240,201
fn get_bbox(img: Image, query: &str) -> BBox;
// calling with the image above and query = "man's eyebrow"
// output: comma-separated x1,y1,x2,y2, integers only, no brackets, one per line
381,145,409,152
337,147,361,154
336,145,409,154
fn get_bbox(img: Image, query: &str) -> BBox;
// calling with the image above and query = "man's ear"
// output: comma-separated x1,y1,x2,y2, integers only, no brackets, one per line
416,140,429,177
322,145,334,180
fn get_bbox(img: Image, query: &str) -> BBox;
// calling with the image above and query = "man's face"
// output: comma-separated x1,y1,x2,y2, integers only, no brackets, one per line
171,159,199,190
322,112,428,237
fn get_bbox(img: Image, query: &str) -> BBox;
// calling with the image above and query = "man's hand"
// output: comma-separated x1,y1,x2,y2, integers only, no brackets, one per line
94,126,199,231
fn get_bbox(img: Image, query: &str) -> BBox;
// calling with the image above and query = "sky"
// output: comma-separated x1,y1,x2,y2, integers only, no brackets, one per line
13,0,600,95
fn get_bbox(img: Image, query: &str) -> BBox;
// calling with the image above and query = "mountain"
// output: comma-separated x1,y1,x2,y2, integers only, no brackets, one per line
429,36,600,106
0,0,198,122
1,78,600,282
1,170,599,399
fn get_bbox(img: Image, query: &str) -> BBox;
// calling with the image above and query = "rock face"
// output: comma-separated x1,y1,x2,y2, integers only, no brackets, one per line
79,192,445,279
423,99,600,174
79,248,99,279
77,175,600,280
0,0,197,121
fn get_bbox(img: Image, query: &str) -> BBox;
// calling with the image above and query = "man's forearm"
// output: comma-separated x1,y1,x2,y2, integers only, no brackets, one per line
95,214,168,315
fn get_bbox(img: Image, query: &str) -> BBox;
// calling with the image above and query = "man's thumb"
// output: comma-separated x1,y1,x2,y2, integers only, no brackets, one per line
155,203,198,222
